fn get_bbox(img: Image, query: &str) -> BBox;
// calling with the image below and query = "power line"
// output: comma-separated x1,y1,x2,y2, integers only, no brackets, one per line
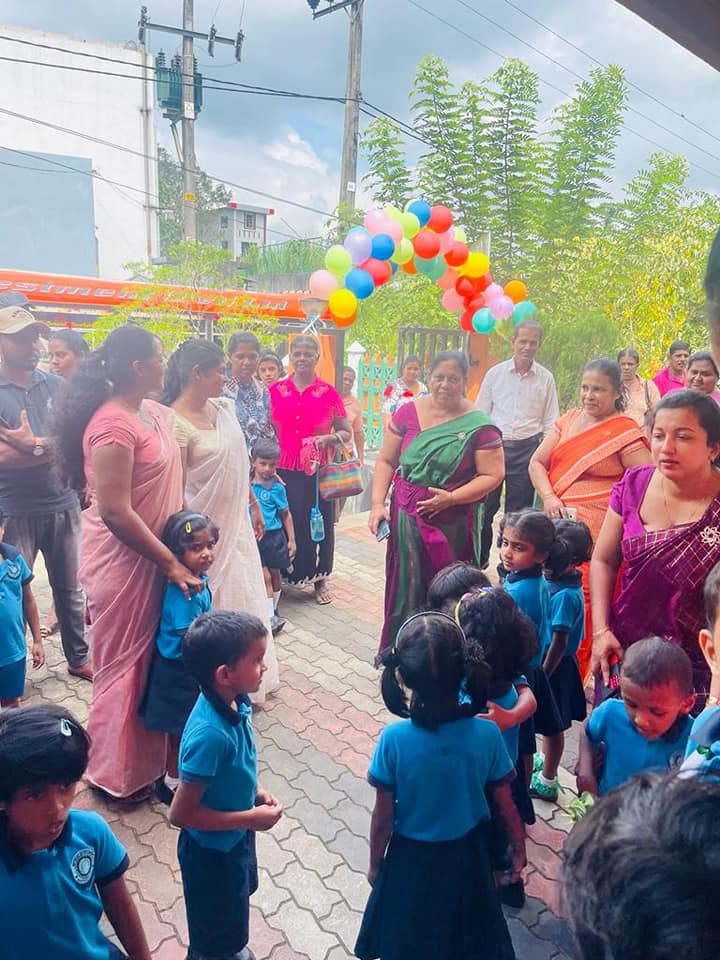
0,108,338,218
450,0,720,166
499,0,720,148
406,0,720,181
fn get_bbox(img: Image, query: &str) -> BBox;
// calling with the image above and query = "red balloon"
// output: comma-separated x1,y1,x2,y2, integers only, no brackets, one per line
413,229,441,259
467,295,486,313
478,272,492,290
364,258,392,285
459,309,474,332
428,204,454,233
445,241,469,267
455,276,475,299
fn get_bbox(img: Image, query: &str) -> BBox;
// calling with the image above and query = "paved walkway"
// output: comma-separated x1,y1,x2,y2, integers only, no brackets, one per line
26,513,579,960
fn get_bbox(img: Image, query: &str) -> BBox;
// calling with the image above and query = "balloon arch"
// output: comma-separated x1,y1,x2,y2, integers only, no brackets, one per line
309,201,537,334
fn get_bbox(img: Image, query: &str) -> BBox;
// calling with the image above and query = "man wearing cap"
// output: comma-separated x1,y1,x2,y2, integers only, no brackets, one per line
0,296,91,680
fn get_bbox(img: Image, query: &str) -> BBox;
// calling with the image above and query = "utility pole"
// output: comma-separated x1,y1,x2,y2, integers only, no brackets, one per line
308,0,364,217
181,0,197,240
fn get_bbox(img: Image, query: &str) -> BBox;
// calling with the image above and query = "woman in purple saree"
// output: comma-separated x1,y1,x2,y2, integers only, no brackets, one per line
590,390,720,701
369,351,505,653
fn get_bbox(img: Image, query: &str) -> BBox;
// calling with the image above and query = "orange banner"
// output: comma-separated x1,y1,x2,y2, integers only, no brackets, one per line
0,269,310,320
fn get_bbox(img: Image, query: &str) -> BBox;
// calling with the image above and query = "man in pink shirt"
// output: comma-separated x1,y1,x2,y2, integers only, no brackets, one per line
652,340,690,396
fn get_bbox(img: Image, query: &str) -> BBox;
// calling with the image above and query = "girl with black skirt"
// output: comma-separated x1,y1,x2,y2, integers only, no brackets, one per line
355,611,522,960
530,519,593,803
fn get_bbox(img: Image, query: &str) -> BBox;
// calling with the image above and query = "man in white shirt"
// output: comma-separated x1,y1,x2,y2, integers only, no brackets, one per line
476,320,559,568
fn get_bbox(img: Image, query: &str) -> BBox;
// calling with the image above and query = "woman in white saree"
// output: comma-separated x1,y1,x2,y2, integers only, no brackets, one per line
162,339,279,701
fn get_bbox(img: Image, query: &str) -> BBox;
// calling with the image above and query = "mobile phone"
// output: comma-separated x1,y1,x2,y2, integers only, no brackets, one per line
376,518,390,542
601,653,621,702
565,507,577,520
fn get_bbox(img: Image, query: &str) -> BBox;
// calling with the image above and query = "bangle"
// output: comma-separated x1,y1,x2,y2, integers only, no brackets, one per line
541,490,554,499
592,627,611,639
706,696,720,707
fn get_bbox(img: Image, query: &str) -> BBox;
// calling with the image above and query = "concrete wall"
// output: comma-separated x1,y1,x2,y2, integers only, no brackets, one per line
0,25,159,278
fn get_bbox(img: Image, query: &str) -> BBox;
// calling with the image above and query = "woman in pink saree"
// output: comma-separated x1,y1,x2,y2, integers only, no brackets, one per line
163,339,279,700
53,327,200,800
590,390,720,703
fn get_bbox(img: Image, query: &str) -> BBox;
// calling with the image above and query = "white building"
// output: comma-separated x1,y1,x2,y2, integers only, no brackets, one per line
0,25,158,279
199,202,273,261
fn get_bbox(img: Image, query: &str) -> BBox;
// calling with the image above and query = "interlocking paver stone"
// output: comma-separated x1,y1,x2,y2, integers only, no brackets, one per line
254,868,292,916
275,860,342,917
266,901,339,959
320,900,363,953
280,828,343,878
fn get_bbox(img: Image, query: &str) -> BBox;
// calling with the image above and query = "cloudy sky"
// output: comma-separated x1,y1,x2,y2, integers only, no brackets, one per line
3,0,720,238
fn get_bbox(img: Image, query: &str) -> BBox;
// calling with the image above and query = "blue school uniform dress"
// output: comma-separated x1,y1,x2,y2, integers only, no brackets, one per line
252,479,291,571
587,698,692,795
0,809,129,960
680,706,720,780
546,572,587,730
177,691,259,958
503,565,562,743
355,716,517,960
0,543,33,700
140,575,211,736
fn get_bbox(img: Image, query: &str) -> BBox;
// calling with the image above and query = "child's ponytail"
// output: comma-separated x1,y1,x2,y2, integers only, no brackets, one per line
544,534,573,579
378,646,411,720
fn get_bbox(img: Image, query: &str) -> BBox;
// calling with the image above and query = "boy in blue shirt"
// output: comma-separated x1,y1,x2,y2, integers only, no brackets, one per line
0,509,44,706
170,610,283,960
577,636,694,796
250,438,296,636
682,561,720,778
0,703,151,960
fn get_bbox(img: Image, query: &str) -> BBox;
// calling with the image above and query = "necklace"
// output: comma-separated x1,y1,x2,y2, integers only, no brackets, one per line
661,476,709,527
116,399,157,432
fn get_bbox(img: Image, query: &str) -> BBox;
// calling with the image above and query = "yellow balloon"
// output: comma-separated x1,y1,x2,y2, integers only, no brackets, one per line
391,237,414,264
384,205,403,222
328,288,358,320
461,251,490,278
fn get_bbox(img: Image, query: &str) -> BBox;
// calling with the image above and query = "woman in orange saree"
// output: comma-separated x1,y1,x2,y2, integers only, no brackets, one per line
529,359,650,680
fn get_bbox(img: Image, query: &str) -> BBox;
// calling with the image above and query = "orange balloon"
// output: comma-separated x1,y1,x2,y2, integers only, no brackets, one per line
402,259,417,274
504,280,528,304
331,310,357,328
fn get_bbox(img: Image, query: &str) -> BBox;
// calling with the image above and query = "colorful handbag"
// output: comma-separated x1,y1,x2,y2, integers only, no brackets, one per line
318,455,364,500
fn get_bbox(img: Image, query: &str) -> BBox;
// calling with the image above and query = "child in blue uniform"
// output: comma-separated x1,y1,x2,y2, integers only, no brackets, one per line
250,438,296,635
577,636,694,796
453,587,538,907
170,611,283,960
499,509,563,787
0,510,43,706
140,511,216,803
0,703,150,960
682,560,720,778
531,518,593,802
355,611,522,960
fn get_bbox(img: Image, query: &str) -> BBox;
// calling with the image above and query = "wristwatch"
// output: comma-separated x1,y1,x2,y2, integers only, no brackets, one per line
32,439,45,457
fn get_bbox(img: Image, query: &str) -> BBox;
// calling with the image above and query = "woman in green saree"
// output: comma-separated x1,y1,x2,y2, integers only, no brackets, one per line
370,351,505,652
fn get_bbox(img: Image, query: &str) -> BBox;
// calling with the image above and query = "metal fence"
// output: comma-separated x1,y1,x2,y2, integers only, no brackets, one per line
357,353,397,450
397,327,469,370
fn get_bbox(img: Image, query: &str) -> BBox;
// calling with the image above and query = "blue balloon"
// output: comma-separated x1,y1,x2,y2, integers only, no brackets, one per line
344,267,375,300
406,199,431,227
370,233,395,261
512,300,537,324
471,307,496,333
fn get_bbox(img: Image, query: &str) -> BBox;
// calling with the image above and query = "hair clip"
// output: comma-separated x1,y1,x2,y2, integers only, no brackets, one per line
59,719,74,737
185,521,193,534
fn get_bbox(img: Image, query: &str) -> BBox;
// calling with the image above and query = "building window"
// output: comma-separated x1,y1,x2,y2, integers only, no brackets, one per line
220,215,229,228
241,242,252,256
221,240,229,250
244,212,256,230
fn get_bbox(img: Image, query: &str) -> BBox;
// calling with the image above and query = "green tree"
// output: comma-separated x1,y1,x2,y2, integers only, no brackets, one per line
158,146,232,254
361,118,412,208
244,238,325,275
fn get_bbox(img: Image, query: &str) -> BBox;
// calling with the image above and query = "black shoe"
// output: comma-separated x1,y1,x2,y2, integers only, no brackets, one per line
153,777,176,806
498,879,525,908
270,614,286,635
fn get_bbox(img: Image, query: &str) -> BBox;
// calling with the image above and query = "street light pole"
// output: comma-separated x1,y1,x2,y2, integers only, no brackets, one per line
338,1,363,216
181,0,197,241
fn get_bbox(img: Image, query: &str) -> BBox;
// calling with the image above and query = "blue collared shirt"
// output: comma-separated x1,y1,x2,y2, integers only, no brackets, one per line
179,692,257,851
155,575,212,660
504,566,551,666
547,572,585,658
0,543,32,668
0,809,128,960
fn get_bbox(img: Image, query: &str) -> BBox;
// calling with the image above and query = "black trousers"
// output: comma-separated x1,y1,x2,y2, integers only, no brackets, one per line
480,433,542,567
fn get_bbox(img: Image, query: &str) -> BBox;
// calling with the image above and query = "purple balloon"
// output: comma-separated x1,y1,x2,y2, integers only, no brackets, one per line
343,228,372,266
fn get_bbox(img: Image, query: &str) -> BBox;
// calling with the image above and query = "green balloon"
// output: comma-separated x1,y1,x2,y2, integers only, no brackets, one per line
512,300,537,324
325,244,353,277
415,255,445,280
399,212,420,239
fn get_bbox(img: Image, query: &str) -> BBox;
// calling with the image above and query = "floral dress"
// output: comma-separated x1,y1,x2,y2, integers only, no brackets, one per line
381,377,428,417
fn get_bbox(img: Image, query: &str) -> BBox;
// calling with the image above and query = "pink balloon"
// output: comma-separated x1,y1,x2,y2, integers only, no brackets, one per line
309,269,340,299
385,219,403,245
363,209,391,236
437,267,459,290
437,227,455,254
484,282,504,303
442,288,465,312
489,294,514,320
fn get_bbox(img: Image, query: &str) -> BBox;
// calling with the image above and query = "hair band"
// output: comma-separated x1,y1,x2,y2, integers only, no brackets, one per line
396,610,465,645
